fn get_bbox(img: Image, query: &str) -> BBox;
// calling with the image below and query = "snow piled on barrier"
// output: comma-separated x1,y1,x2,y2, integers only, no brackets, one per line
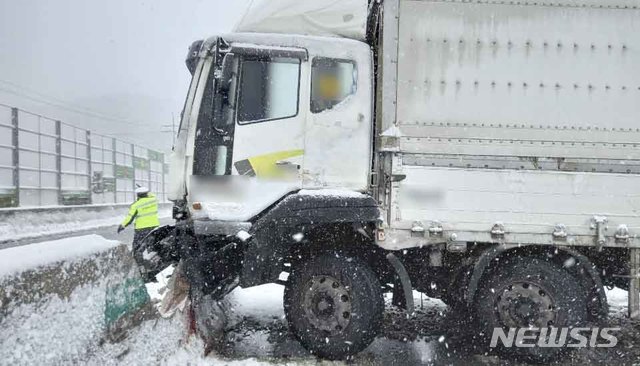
0,235,140,365
2,282,108,363
0,235,119,278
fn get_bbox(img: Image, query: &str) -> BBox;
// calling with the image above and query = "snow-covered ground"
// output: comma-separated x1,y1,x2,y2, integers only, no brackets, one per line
1,234,639,365
606,286,629,315
0,234,294,366
88,284,291,366
96,279,639,365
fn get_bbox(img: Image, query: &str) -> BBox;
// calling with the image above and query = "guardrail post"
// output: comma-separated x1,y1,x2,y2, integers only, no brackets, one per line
148,151,151,195
629,248,640,318
131,144,136,196
86,130,92,204
55,120,62,205
11,108,19,207
161,153,166,202
37,116,42,206
112,138,117,203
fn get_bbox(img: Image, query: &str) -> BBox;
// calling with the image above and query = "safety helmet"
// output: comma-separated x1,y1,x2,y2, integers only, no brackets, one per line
135,186,150,195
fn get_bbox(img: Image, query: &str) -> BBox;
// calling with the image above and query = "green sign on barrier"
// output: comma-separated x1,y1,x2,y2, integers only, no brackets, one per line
115,165,134,179
148,150,163,162
134,157,149,170
104,177,116,192
105,277,150,330
0,189,18,208
61,190,91,206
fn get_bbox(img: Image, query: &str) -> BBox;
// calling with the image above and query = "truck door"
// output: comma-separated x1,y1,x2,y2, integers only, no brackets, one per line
232,49,308,180
189,46,309,221
303,46,373,191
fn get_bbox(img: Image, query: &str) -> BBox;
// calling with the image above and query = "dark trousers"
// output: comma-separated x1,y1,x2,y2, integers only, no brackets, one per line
132,227,155,265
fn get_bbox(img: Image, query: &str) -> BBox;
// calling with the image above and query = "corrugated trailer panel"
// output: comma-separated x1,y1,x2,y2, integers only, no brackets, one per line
396,0,640,130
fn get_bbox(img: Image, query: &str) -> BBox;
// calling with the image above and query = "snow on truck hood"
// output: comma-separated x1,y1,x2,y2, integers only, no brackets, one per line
234,0,368,41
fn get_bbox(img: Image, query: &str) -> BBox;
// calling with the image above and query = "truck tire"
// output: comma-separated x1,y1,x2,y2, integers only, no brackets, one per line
476,256,588,361
284,253,384,360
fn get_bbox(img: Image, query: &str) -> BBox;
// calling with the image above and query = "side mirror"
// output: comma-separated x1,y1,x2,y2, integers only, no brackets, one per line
218,53,236,91
185,40,203,75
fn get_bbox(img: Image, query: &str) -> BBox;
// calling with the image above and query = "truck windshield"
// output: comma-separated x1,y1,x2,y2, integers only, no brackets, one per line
175,70,197,141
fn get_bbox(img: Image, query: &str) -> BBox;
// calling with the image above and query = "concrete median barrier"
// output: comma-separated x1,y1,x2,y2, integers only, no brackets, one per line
0,235,152,364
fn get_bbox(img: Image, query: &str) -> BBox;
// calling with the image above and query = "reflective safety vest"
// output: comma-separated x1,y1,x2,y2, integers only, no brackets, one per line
122,193,160,230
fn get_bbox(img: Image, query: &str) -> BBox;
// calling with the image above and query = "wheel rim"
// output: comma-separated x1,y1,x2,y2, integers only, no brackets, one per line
495,281,557,328
302,275,352,335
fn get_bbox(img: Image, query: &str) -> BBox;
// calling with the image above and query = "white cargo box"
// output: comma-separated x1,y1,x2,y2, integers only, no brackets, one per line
379,0,640,250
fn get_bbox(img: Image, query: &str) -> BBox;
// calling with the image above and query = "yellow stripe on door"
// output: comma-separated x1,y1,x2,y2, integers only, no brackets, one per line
234,150,304,178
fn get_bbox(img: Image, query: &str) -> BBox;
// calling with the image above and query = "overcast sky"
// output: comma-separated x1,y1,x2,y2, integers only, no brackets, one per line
0,0,251,151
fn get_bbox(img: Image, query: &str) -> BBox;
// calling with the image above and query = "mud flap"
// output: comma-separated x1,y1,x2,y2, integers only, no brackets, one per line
387,253,415,314
104,276,153,342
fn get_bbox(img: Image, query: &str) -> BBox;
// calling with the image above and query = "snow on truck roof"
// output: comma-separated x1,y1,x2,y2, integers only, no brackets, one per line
234,0,368,41
215,32,370,55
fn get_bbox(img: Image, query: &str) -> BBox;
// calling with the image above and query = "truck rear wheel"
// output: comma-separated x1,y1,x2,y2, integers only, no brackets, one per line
284,253,384,360
476,256,588,361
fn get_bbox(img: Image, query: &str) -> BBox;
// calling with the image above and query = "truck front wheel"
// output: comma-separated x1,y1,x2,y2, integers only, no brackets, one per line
284,253,384,360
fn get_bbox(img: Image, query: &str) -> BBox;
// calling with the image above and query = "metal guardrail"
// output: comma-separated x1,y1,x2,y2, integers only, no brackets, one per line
0,202,172,216
0,103,169,208
0,202,174,248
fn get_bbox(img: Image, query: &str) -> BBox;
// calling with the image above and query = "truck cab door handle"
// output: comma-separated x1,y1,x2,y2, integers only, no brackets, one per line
276,161,300,169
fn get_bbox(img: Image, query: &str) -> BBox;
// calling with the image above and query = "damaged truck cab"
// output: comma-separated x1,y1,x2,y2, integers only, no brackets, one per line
141,0,640,361
169,32,381,280
147,33,391,358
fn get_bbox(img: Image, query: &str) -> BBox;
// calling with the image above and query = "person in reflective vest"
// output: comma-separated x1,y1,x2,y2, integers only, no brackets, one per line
118,187,160,257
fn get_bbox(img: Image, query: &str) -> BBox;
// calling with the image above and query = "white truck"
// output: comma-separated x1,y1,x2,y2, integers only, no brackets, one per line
140,0,640,360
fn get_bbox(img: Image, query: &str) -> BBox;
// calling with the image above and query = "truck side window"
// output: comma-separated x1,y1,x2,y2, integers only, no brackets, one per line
237,57,300,124
311,58,357,114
